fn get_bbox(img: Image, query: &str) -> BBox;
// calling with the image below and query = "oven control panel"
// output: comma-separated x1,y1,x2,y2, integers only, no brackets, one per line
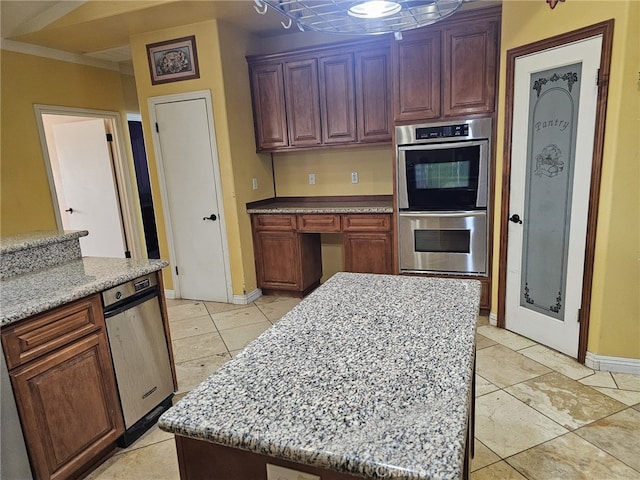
415,123,469,139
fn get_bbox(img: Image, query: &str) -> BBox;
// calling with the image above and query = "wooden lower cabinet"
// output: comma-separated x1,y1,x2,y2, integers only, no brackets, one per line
252,212,393,296
343,232,392,274
253,230,322,296
2,295,124,480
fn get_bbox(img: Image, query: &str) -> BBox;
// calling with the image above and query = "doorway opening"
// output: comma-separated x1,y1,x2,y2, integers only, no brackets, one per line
127,114,160,259
34,105,143,259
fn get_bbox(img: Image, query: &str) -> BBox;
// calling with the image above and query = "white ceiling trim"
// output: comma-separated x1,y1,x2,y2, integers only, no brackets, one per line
1,38,121,72
5,1,88,37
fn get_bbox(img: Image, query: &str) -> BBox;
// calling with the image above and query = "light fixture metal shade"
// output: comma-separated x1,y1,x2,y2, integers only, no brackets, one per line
259,0,465,35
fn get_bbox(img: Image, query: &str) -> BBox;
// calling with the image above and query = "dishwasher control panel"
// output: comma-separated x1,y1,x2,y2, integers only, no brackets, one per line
102,273,158,309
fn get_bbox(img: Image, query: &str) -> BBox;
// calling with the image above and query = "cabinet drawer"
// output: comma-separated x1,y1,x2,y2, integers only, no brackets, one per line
253,214,297,231
342,214,391,232
1,295,103,369
297,214,341,232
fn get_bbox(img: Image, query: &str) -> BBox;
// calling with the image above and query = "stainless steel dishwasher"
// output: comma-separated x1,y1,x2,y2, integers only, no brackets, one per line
103,272,174,447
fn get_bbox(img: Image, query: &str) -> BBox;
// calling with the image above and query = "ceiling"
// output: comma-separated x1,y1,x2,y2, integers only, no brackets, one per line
0,1,292,63
0,1,498,65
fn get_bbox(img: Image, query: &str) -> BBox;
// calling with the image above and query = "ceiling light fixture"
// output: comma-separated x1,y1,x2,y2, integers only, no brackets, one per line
254,0,464,36
348,1,402,19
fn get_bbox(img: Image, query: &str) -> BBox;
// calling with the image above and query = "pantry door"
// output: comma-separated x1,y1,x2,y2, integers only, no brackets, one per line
503,33,605,358
149,91,231,302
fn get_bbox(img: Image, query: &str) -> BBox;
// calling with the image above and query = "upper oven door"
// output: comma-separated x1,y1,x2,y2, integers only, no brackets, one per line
397,140,489,210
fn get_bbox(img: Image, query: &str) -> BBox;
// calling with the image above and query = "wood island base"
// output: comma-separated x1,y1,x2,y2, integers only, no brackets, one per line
174,436,361,480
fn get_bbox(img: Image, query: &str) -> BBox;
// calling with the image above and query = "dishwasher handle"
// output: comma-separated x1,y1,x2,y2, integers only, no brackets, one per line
103,288,160,319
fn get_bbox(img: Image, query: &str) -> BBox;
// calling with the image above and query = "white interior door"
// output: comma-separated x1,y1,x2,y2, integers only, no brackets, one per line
506,36,601,358
52,119,126,258
151,94,231,302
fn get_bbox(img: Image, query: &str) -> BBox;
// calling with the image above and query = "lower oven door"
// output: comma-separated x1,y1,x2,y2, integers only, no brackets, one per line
399,210,487,275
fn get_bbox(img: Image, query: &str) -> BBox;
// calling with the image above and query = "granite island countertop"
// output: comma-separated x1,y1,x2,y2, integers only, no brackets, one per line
246,195,393,214
0,257,168,326
159,272,480,480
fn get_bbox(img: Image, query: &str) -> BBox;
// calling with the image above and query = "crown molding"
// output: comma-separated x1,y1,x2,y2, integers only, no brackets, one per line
1,38,123,73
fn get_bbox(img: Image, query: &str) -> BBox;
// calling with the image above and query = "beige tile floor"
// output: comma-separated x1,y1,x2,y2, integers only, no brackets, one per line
87,298,640,480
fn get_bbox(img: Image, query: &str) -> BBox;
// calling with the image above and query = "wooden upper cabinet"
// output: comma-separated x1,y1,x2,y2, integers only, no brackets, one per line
393,31,441,121
391,6,501,122
442,18,498,117
247,39,392,151
356,46,392,143
319,53,356,144
284,58,322,147
249,62,288,150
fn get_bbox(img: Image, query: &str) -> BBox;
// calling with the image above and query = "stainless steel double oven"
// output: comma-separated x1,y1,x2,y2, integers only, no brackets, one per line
396,117,492,275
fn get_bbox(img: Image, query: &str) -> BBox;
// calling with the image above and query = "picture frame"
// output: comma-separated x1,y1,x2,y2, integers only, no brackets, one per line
147,35,200,85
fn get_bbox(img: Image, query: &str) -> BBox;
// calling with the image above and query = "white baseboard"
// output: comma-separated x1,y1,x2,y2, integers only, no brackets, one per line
488,311,498,326
233,288,262,305
164,289,175,299
585,352,640,374
164,288,261,304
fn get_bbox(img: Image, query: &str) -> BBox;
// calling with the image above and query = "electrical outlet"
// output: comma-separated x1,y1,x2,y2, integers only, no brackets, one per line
351,171,359,184
308,173,316,185
252,178,258,190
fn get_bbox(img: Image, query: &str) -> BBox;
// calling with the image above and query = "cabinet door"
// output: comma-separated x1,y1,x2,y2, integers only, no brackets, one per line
319,53,356,144
442,19,498,116
284,59,322,146
356,46,392,143
393,30,441,121
343,233,393,274
254,231,302,290
249,62,289,150
10,332,124,480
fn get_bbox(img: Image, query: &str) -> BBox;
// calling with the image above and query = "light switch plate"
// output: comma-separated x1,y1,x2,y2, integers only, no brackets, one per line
252,178,258,190
308,173,316,185
351,172,358,184
266,464,320,480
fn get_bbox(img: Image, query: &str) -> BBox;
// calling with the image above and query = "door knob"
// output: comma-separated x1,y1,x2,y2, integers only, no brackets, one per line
509,214,523,224
203,214,217,221
65,208,74,214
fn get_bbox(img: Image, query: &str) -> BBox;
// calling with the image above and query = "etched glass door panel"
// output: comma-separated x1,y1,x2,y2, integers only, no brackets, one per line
521,64,581,321
505,36,601,357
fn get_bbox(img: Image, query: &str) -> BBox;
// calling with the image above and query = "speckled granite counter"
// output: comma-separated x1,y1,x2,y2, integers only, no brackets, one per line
1,230,88,279
1,257,169,326
159,272,480,480
246,195,393,214
1,230,169,325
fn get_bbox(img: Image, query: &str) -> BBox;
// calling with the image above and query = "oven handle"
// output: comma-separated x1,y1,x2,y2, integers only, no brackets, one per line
103,288,159,319
399,210,486,218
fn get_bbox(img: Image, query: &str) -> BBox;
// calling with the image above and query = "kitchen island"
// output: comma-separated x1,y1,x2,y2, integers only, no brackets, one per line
159,272,480,480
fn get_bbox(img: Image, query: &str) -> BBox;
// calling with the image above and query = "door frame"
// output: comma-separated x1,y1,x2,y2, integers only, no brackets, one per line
34,104,143,259
147,90,233,302
497,20,614,363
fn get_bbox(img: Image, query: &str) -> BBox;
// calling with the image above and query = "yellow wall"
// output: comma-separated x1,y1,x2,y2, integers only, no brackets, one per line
0,50,130,235
494,0,640,358
273,146,393,196
129,19,274,296
217,20,276,294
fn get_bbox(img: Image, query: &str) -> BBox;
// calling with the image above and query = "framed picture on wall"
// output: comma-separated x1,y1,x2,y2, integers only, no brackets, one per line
147,35,200,85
